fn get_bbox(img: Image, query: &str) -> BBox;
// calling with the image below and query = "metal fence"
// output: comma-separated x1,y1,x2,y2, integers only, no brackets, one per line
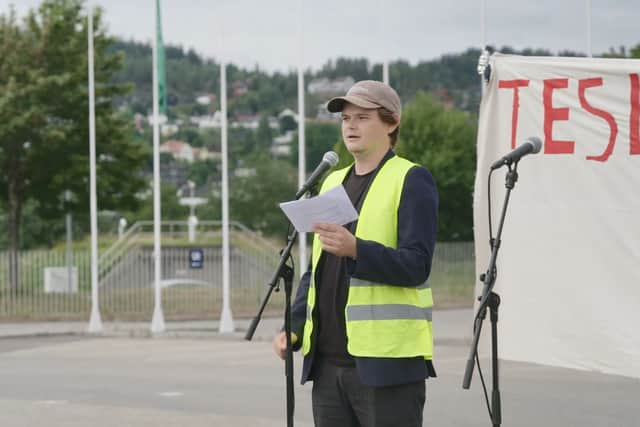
0,222,475,322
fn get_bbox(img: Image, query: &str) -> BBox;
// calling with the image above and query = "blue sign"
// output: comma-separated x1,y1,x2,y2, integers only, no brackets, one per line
189,248,204,269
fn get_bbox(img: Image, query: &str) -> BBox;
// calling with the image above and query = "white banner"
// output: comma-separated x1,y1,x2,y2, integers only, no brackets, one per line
474,53,640,379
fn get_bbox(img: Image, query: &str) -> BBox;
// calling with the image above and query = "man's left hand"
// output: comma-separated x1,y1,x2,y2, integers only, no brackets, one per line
313,223,357,259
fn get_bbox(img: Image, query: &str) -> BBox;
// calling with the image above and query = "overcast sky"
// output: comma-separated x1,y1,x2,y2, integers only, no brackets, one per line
1,0,639,72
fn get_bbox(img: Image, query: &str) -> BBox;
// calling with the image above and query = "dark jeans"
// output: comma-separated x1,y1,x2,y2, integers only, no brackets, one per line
311,359,426,427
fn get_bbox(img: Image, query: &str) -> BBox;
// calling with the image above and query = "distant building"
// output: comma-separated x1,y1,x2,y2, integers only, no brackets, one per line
271,130,296,157
134,113,146,133
234,167,257,178
308,76,355,95
316,103,339,121
161,123,179,136
153,161,188,188
232,80,249,98
196,94,216,105
191,111,223,129
160,140,194,163
160,140,220,164
147,113,168,126
278,108,298,122
193,147,221,161
434,88,455,110
268,117,279,130
233,113,260,130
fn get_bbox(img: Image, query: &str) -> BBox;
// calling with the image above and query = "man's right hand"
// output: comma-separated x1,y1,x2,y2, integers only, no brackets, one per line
272,331,298,360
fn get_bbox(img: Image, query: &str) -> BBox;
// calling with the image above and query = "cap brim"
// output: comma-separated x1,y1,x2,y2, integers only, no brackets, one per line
326,96,380,113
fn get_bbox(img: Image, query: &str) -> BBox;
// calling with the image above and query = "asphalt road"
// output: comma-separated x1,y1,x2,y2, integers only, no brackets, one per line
0,312,638,426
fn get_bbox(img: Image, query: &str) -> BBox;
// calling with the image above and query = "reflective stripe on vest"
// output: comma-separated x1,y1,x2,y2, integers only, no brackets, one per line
301,155,434,360
350,277,431,290
347,304,433,322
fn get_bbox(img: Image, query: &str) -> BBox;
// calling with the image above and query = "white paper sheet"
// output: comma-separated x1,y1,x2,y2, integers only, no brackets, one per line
279,185,359,232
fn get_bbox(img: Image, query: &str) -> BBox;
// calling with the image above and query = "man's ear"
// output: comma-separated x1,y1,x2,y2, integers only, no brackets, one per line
388,115,400,133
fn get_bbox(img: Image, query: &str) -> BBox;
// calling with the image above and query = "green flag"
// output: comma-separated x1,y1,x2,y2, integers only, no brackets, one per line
156,0,167,114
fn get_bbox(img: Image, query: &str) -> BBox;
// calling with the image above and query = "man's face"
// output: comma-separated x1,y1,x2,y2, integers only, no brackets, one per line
341,103,395,156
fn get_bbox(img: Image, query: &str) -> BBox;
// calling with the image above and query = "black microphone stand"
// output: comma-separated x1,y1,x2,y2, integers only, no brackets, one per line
245,190,310,427
462,162,520,427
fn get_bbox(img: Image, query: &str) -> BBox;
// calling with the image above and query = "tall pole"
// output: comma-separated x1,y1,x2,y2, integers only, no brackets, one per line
297,0,307,275
586,0,592,57
480,0,487,97
380,0,389,84
150,0,165,333
87,3,102,333
219,26,234,333
65,190,73,292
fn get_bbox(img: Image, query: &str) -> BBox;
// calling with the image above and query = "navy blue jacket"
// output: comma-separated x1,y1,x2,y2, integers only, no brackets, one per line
290,151,439,387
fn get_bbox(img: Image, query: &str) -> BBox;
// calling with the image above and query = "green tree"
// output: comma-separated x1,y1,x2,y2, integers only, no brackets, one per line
230,155,297,235
0,0,147,289
395,92,477,241
255,115,273,151
279,114,297,133
188,159,219,187
291,121,341,170
127,183,188,223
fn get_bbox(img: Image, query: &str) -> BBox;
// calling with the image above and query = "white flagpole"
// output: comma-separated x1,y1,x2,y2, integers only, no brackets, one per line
481,0,486,49
380,0,389,84
586,0,592,57
87,2,102,333
219,24,234,333
150,0,165,333
297,0,307,275
480,0,487,97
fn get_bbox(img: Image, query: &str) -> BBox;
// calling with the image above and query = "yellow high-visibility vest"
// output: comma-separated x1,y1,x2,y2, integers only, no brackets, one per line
301,155,434,359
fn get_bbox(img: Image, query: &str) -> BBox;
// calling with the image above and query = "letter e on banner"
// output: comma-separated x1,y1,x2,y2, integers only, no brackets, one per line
543,78,575,154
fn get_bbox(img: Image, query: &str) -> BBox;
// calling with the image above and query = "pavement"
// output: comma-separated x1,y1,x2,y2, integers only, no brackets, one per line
0,309,638,426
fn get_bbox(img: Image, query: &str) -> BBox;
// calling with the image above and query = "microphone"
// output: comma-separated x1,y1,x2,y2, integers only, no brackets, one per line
295,151,339,199
490,137,542,170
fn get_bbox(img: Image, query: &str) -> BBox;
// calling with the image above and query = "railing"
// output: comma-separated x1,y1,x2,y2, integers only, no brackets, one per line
0,232,476,321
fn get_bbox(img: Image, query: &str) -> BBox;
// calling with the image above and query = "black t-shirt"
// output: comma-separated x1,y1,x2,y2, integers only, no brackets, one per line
315,166,375,366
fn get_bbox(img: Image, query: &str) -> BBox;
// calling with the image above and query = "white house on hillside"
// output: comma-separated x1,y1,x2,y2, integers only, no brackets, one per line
278,108,298,122
160,140,194,163
308,77,355,95
271,130,296,157
191,111,223,129
196,94,215,105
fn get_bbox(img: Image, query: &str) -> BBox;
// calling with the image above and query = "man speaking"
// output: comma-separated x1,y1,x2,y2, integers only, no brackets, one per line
273,80,439,427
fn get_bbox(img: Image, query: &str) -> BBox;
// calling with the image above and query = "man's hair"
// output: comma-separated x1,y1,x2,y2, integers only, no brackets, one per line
377,107,400,147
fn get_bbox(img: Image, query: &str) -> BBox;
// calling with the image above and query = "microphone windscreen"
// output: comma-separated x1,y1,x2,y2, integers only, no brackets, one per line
323,151,339,167
526,137,543,154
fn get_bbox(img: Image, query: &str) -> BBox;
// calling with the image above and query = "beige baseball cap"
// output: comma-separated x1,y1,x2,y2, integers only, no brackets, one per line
327,80,401,120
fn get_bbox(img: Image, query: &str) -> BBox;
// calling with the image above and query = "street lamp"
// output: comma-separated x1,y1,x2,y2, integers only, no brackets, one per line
178,180,207,243
118,217,127,239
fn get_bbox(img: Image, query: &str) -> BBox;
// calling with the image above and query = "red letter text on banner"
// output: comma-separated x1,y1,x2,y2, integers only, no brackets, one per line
499,79,530,149
543,78,575,154
579,78,618,162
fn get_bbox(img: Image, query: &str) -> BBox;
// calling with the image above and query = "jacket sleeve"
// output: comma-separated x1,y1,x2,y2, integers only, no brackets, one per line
289,262,312,351
346,166,438,286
